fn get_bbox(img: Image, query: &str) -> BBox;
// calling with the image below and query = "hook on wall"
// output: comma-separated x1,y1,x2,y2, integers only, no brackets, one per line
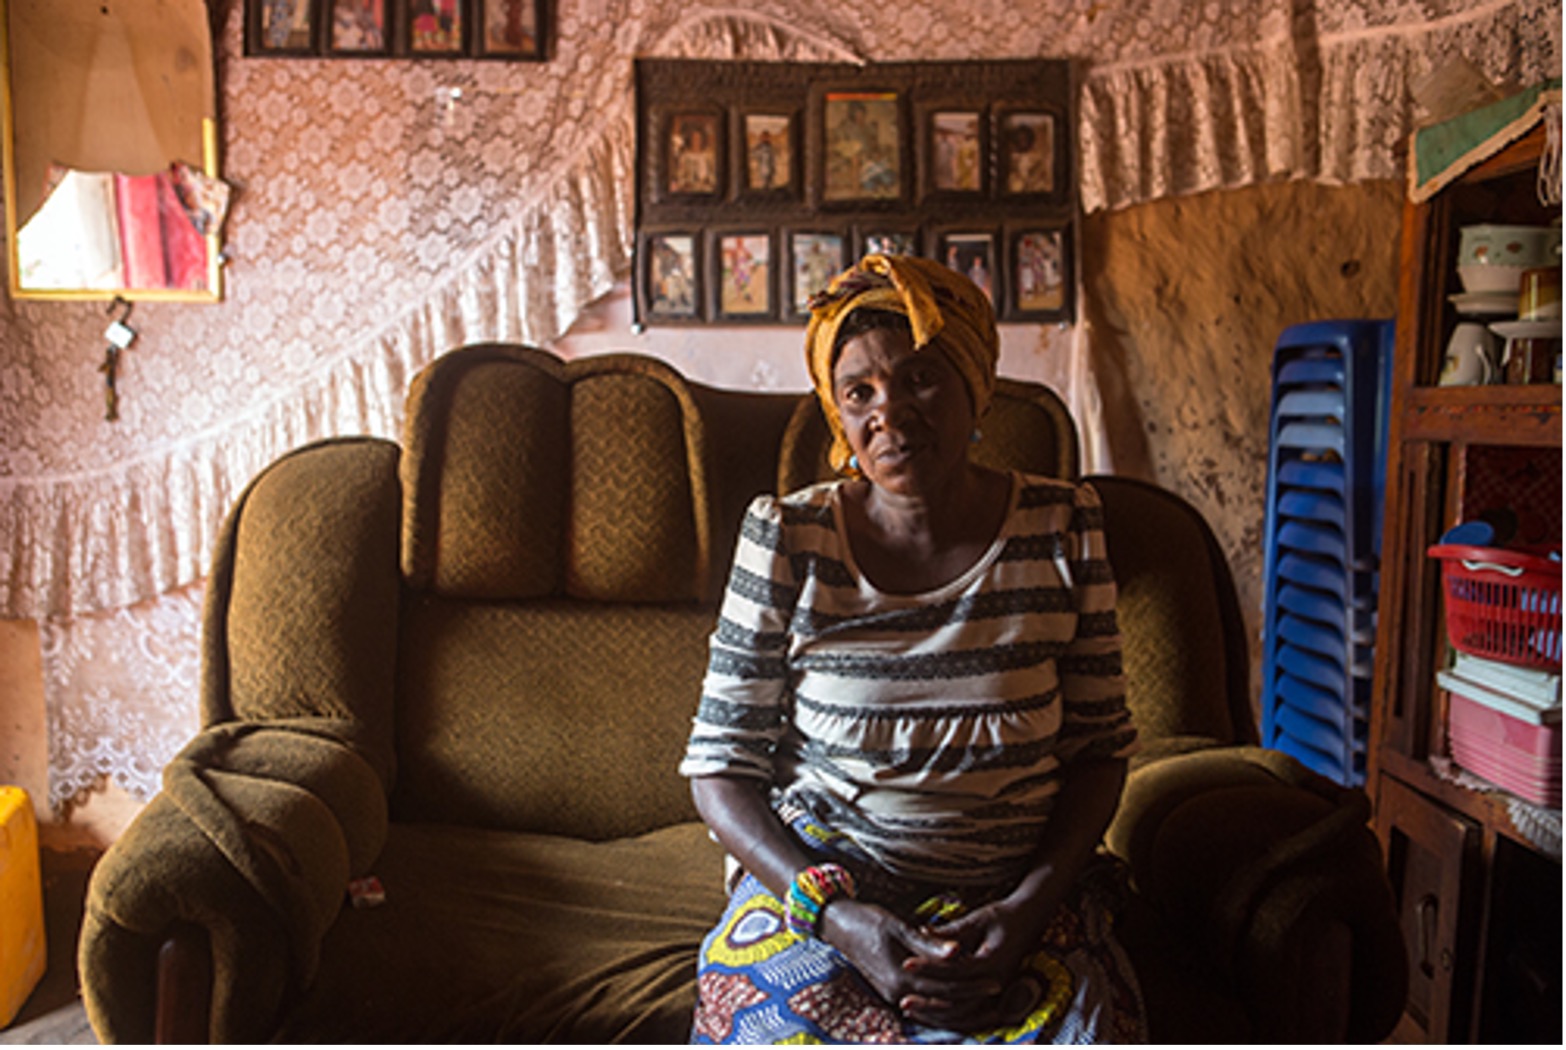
100,296,139,422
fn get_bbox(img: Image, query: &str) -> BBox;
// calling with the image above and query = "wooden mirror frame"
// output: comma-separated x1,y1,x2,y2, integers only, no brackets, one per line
0,0,224,302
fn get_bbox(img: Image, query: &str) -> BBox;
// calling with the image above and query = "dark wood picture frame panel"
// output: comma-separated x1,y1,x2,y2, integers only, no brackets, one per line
634,58,1074,327
244,0,546,58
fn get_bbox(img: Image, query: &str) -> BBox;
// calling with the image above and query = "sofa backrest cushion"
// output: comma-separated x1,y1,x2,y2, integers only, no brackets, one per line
390,596,711,837
399,346,713,604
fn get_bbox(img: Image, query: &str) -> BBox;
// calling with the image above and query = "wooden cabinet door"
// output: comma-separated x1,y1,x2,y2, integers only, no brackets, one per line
1376,774,1482,1042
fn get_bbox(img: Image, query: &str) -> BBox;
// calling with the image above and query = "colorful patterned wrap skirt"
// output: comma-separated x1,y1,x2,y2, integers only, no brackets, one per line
690,810,1147,1044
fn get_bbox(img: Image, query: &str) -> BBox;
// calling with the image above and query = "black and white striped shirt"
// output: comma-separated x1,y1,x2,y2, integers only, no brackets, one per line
680,472,1136,886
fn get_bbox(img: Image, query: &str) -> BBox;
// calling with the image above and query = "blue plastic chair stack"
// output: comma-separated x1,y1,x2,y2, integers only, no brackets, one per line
1260,319,1394,786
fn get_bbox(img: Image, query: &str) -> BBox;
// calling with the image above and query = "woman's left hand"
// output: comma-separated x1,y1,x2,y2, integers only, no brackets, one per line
897,758,1129,1031
895,894,1060,1031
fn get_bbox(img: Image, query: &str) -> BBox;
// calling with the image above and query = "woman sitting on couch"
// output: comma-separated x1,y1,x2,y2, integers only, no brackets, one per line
679,254,1146,1044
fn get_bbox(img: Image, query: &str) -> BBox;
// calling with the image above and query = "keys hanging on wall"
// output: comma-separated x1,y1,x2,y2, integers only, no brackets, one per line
100,297,137,422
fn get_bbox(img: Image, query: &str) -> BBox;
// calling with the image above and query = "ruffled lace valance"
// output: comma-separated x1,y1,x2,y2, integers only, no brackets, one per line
1081,0,1560,210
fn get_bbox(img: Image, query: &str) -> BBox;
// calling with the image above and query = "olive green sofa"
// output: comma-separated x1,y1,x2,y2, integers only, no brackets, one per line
79,344,1405,1043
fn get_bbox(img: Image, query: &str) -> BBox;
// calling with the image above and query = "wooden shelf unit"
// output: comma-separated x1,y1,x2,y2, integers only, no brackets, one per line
1367,120,1562,1045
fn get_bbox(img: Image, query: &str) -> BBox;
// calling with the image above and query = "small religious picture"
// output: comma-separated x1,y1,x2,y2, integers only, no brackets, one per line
823,92,901,202
930,111,982,192
478,0,541,57
790,232,845,315
717,233,772,318
646,234,699,319
329,0,386,52
1013,229,1067,315
1001,112,1056,195
408,0,463,52
667,114,722,196
257,0,317,51
744,114,793,194
938,232,996,304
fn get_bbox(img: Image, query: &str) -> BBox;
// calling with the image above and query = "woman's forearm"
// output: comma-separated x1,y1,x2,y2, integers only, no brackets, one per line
999,757,1127,932
690,774,816,903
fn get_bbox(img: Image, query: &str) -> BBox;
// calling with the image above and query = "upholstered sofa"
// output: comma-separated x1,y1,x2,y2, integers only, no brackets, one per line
79,345,1405,1043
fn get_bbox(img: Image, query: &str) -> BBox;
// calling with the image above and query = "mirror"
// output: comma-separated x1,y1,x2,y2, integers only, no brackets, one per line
1,0,225,301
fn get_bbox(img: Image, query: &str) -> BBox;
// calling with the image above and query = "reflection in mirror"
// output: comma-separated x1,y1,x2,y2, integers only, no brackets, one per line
2,0,227,301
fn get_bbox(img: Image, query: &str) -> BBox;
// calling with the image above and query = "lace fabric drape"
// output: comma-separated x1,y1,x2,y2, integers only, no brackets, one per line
7,0,1557,810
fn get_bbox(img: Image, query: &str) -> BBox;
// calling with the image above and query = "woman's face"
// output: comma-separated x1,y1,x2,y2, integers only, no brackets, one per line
832,325,976,498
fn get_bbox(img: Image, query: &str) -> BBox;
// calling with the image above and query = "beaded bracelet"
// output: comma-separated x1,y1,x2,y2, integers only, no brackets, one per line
785,863,857,939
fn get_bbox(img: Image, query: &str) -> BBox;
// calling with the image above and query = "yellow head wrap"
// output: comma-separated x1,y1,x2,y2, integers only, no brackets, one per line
803,253,999,475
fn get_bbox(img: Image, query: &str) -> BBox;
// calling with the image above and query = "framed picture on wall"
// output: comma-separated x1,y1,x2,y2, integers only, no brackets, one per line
925,109,985,197
855,226,919,261
641,232,702,322
406,0,465,53
998,110,1060,198
327,0,390,53
476,0,543,57
788,231,846,318
714,232,774,321
665,112,724,198
248,0,320,54
1007,226,1072,322
935,230,997,305
821,91,902,204
740,112,796,197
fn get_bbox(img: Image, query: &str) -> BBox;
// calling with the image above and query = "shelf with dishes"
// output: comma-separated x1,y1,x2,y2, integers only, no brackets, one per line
1438,222,1560,388
1371,87,1561,1046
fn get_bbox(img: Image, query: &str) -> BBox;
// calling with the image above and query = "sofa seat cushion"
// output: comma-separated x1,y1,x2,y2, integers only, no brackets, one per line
274,820,727,1042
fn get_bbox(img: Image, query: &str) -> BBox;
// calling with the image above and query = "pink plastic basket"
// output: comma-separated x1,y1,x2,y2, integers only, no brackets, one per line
1427,544,1562,670
1447,689,1561,808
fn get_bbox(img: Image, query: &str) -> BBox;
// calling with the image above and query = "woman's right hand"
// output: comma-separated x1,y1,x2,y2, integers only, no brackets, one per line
819,898,1003,1024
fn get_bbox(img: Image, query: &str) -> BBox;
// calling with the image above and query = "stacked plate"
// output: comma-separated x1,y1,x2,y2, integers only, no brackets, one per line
1260,320,1394,786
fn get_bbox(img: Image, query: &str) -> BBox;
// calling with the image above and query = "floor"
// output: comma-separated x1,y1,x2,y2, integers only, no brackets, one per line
0,849,99,1045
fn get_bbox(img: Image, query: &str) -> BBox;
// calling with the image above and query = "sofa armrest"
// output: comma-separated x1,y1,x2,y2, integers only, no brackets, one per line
1107,745,1406,1043
81,717,389,1043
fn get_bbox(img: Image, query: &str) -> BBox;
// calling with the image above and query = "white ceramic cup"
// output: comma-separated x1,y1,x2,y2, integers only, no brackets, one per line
1439,322,1501,386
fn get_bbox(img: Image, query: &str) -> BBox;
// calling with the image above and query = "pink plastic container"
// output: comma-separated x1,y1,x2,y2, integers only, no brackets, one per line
1447,688,1561,807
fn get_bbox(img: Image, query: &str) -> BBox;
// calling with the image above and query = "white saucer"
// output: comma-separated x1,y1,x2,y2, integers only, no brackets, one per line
1490,318,1564,340
1451,291,1520,316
